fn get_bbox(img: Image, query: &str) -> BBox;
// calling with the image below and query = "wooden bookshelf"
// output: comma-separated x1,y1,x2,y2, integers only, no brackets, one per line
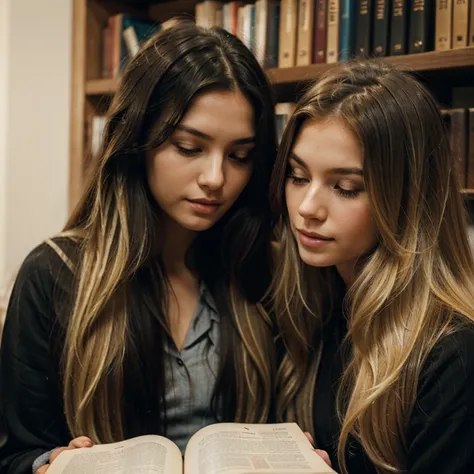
84,47,474,97
268,47,474,88
70,0,474,211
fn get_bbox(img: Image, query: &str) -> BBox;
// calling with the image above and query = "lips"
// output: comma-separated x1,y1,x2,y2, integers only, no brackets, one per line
297,229,333,241
296,229,334,248
187,198,222,215
188,198,221,206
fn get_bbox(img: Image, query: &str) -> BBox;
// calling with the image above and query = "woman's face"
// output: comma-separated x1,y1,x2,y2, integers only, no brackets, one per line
285,118,378,284
147,89,255,233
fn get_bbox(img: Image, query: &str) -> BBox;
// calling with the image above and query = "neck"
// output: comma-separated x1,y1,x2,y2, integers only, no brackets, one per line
335,262,356,288
161,217,196,276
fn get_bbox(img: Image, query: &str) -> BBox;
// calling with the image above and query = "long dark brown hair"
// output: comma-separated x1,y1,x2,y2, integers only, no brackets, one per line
270,60,474,473
52,22,277,443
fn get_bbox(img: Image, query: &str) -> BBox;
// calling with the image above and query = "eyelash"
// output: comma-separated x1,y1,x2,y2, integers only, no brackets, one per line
287,174,361,198
336,187,360,199
175,145,250,164
288,175,308,185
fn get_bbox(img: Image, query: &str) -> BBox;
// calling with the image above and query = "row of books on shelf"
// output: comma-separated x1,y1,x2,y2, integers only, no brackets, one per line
196,0,474,69
99,1,474,81
88,104,474,191
101,14,177,79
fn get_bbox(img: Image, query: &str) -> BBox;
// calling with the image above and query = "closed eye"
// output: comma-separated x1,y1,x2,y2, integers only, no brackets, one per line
334,184,361,198
287,174,309,185
229,151,251,164
175,144,201,157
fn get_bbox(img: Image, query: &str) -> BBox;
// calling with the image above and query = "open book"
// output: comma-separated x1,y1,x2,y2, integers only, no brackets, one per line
48,422,336,474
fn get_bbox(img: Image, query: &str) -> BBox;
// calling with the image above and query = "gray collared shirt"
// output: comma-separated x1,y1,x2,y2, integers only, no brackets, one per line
32,283,221,472
163,281,221,454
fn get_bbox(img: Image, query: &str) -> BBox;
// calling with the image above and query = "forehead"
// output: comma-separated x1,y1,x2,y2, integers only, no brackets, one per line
180,89,255,138
292,118,363,169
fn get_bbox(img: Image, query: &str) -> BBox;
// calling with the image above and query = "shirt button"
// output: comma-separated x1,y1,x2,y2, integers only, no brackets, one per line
177,358,184,366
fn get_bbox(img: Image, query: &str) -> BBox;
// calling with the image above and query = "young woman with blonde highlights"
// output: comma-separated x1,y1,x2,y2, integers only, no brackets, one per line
0,22,277,473
270,60,474,473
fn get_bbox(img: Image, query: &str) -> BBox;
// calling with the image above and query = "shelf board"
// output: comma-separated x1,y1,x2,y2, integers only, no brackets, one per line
462,189,474,198
86,48,474,96
86,78,118,95
267,47,474,88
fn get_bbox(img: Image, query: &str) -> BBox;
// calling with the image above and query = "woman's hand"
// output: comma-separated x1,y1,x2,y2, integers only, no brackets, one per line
36,436,93,473
304,432,332,468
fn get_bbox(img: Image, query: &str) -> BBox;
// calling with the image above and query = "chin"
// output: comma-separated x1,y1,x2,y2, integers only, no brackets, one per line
178,215,220,232
297,246,337,268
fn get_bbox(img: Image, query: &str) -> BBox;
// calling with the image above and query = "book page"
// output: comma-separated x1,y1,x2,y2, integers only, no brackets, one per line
47,435,182,474
184,423,336,474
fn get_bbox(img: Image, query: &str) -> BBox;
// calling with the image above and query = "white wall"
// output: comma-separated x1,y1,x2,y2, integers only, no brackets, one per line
0,0,10,311
0,0,72,310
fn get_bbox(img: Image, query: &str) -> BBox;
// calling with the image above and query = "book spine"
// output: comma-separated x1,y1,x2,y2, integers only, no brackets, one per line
195,2,203,26
313,0,327,63
237,6,246,41
102,23,112,78
355,0,373,56
372,0,390,56
435,0,453,51
296,0,315,65
266,1,280,67
326,0,340,63
242,4,253,51
216,5,223,27
470,0,474,45
254,0,264,64
249,4,256,52
452,0,469,48
409,0,434,53
229,2,242,35
222,3,231,32
123,26,140,57
339,0,356,61
468,108,474,189
390,0,408,55
450,108,468,188
278,0,298,67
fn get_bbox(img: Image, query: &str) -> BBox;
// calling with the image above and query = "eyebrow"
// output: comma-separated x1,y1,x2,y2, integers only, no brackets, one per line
289,151,363,176
175,125,256,145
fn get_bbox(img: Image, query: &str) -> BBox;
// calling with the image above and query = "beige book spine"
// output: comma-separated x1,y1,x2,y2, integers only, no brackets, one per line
452,0,469,48
296,0,315,65
435,0,453,51
469,0,474,44
278,0,298,67
255,0,269,65
326,0,340,64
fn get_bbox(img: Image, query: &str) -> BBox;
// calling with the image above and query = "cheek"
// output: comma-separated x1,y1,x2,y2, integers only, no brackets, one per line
343,202,378,247
226,166,253,198
146,150,179,200
285,183,301,219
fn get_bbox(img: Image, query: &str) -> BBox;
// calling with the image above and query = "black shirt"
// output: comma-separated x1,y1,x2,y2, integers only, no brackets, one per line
313,301,474,473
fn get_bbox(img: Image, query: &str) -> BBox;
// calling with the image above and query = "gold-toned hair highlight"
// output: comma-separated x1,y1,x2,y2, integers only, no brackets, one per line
270,60,474,473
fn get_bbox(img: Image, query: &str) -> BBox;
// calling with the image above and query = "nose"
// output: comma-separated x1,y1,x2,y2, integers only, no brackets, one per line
197,153,225,191
298,186,328,222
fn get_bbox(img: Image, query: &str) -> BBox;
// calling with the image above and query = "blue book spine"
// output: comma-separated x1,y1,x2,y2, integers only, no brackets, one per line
339,0,355,61
249,5,256,53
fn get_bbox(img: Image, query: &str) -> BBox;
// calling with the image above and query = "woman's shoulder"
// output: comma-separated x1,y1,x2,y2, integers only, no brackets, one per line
21,235,80,274
418,320,474,401
15,235,81,294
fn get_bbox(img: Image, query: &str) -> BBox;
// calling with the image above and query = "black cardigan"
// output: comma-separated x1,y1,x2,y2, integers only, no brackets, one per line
0,242,73,473
313,296,474,473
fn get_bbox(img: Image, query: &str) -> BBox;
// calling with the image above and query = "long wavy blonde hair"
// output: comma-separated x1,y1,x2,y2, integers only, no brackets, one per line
270,60,474,473
49,23,277,443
